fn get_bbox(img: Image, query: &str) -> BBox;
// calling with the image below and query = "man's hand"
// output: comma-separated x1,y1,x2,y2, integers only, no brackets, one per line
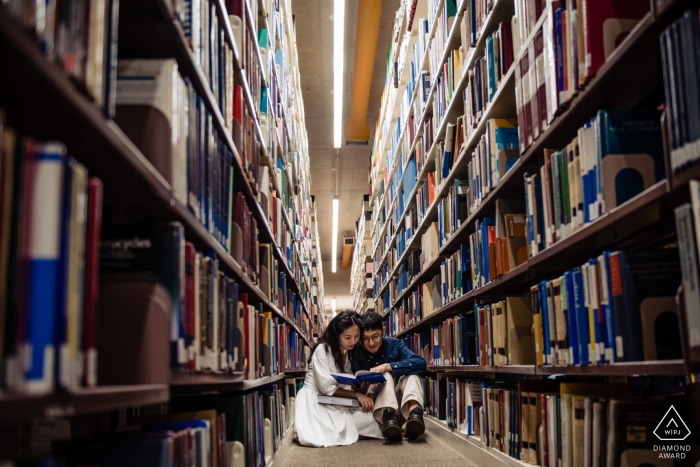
356,393,374,413
354,381,370,394
370,363,391,373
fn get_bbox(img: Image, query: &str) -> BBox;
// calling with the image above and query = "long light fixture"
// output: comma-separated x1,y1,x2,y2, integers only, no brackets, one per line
333,0,345,148
331,196,339,273
332,0,344,273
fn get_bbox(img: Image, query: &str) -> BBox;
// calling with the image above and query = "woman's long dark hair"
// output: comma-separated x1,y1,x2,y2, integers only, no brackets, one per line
309,310,362,372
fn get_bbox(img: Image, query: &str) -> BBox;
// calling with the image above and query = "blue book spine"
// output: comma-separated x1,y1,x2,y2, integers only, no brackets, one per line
572,269,589,364
564,271,579,365
538,281,551,365
555,9,565,95
25,143,66,393
487,35,496,100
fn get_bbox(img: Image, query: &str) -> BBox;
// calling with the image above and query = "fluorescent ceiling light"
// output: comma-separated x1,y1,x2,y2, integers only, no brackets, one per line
332,197,339,273
333,0,345,148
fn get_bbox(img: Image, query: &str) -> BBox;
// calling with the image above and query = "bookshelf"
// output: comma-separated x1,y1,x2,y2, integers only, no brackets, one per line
367,0,700,464
310,197,327,335
0,0,317,463
351,195,375,314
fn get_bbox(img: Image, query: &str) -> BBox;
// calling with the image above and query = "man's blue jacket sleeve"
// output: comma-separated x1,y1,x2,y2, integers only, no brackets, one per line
388,339,427,377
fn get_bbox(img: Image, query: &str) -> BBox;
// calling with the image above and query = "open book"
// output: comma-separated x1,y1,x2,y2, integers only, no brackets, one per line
331,371,386,385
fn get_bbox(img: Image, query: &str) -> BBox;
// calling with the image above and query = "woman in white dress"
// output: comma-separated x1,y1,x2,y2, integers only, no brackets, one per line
295,310,383,447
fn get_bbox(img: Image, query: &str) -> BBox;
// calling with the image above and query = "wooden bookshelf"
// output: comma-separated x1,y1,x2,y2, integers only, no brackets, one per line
387,177,670,338
0,1,315,343
375,0,695,320
0,385,169,425
0,0,317,429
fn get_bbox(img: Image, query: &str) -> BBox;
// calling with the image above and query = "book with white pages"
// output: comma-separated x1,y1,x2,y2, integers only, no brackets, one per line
317,395,361,409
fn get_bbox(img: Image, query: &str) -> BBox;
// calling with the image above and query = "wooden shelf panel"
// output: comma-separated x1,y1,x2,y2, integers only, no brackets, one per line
0,385,169,425
428,365,537,375
392,292,475,337
426,359,686,376
171,372,285,392
536,359,687,376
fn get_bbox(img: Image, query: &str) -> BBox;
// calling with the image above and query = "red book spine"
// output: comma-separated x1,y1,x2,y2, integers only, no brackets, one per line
528,40,540,141
241,292,249,377
535,30,548,133
499,22,514,74
16,140,38,356
541,394,549,467
217,413,227,467
82,177,103,387
479,307,487,366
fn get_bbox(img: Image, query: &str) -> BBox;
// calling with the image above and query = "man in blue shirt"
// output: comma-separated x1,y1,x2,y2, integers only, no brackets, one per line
352,312,426,441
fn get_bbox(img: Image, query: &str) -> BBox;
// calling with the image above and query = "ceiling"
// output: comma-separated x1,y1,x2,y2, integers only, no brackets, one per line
293,0,399,306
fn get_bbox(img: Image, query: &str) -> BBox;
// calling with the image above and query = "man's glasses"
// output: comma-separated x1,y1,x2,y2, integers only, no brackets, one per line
362,334,382,343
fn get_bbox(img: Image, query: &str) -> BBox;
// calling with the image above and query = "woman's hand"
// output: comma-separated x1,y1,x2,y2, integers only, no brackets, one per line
356,393,374,413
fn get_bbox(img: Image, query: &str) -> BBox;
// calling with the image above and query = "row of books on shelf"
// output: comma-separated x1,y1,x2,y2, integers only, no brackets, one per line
423,377,695,467
186,0,237,137
379,104,667,311
462,23,514,138
7,381,296,467
374,0,643,292
114,57,310,297
662,9,700,172
0,123,103,394
100,221,310,376
398,246,681,367
4,0,120,116
114,59,258,252
7,0,307,251
513,0,650,154
0,122,308,395
524,109,665,257
383,242,472,321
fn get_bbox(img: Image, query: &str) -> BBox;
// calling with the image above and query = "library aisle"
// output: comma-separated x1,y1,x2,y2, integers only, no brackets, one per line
281,433,477,467
5,0,700,464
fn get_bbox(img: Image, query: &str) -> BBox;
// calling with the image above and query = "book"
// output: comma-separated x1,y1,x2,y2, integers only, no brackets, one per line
331,371,387,385
317,395,361,408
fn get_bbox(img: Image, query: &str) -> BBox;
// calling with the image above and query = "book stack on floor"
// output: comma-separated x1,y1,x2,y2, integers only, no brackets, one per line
364,0,700,465
0,0,317,465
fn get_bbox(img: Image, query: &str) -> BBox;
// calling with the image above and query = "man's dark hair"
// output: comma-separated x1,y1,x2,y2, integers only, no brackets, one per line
361,312,384,332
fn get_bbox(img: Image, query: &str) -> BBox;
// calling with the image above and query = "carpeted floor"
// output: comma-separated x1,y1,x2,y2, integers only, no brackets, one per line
280,432,477,467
